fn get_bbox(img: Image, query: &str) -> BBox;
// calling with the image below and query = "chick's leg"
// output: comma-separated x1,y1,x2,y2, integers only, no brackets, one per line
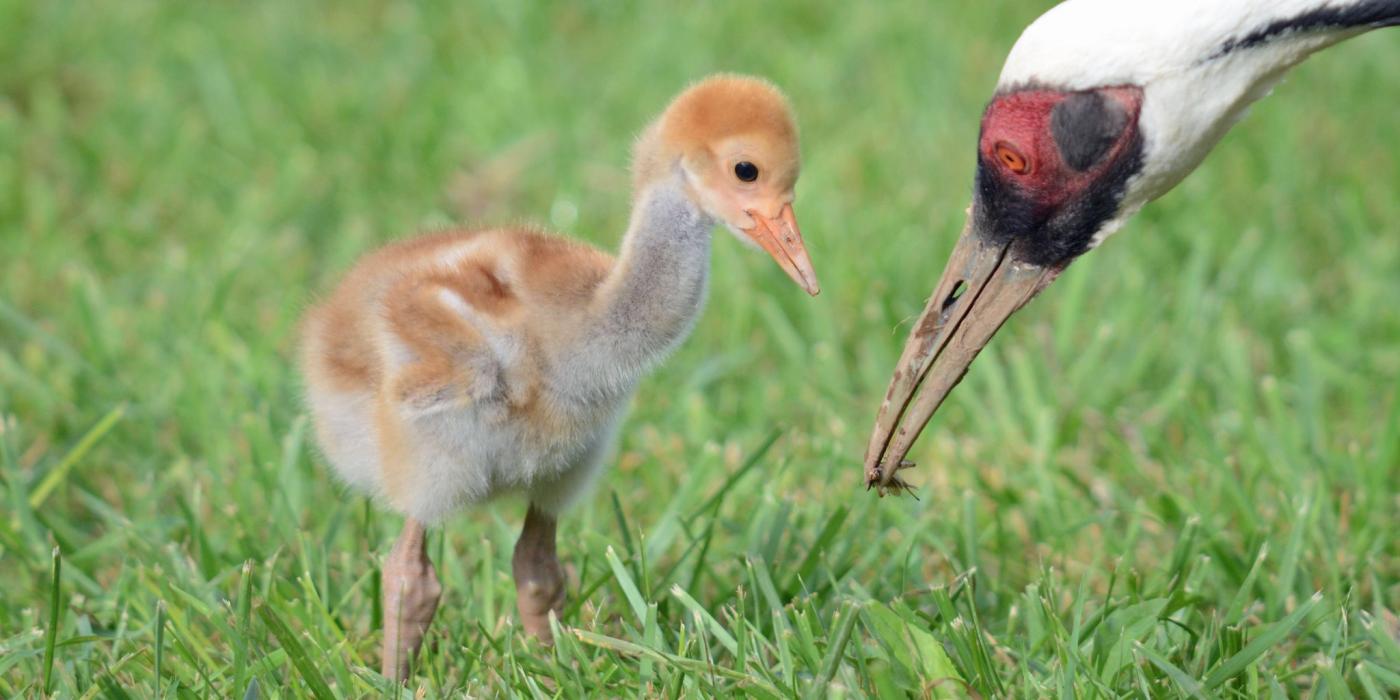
512,504,565,641
381,519,441,681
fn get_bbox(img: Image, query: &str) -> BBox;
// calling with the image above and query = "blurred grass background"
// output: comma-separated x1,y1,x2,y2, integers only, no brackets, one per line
2,0,1398,696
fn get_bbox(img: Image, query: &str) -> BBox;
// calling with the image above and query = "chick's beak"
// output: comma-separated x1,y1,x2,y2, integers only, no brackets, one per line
744,204,820,296
862,217,1062,494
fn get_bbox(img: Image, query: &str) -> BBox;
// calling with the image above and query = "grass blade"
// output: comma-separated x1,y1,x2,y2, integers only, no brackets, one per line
28,404,125,509
807,600,860,699
785,506,848,597
42,546,62,694
256,604,335,700
98,674,134,700
605,546,648,625
670,584,738,655
571,629,764,685
1136,643,1206,699
154,601,165,699
683,429,781,525
1204,591,1323,690
610,490,637,561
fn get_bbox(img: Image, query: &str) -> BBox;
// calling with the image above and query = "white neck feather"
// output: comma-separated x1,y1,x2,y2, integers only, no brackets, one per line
557,173,714,401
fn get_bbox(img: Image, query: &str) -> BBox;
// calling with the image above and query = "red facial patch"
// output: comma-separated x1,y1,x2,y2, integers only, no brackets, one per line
979,87,1143,208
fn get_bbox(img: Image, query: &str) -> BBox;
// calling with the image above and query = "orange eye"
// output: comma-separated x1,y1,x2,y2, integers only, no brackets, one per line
994,142,1031,174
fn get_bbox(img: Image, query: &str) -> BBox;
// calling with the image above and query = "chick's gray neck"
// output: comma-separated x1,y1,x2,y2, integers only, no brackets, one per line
560,173,715,401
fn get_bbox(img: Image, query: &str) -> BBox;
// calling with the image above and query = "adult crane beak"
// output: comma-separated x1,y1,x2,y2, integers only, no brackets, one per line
744,204,821,296
862,214,1062,494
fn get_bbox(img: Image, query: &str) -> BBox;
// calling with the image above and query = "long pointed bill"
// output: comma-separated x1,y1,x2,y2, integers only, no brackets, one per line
862,218,1062,494
745,204,821,296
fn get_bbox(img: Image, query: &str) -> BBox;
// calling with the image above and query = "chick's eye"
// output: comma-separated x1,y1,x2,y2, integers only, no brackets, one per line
994,142,1032,175
734,161,759,182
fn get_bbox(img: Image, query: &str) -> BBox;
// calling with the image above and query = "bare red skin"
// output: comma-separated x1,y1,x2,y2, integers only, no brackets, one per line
978,87,1145,211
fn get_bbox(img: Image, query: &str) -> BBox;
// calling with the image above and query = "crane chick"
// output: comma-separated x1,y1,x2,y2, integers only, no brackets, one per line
299,75,819,680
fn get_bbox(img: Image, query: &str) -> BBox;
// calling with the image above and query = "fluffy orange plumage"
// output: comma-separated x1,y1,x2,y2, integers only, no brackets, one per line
297,74,818,680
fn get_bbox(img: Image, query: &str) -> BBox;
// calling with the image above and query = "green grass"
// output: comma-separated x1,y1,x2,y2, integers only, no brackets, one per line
2,0,1398,696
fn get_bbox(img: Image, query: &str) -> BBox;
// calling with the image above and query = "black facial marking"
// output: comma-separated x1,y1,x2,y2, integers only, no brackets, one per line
973,132,1144,268
1051,92,1129,172
1213,0,1400,58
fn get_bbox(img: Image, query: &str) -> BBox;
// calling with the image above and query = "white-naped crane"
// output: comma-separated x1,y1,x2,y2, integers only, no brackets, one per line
865,0,1398,492
300,75,819,680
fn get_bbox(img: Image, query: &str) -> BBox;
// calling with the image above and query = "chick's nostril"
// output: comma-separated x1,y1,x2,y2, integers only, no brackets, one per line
942,281,967,312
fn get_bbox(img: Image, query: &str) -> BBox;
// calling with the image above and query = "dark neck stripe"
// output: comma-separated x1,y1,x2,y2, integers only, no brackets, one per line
1213,0,1400,58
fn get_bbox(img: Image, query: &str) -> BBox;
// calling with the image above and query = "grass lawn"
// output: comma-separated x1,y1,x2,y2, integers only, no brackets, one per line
3,1,1399,696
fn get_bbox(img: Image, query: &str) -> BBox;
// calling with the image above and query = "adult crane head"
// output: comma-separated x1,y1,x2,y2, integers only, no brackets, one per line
865,0,1399,491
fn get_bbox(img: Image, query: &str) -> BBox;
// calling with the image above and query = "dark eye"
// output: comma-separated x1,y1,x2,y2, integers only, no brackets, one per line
734,161,759,182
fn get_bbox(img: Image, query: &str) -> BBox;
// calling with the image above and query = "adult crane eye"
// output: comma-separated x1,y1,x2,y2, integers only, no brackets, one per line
994,142,1032,175
734,161,759,182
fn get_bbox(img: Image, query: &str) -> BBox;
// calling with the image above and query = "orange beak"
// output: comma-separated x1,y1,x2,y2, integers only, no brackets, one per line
743,204,821,296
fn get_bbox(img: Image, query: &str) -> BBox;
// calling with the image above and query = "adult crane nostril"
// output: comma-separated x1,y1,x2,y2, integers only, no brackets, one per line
942,280,967,312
